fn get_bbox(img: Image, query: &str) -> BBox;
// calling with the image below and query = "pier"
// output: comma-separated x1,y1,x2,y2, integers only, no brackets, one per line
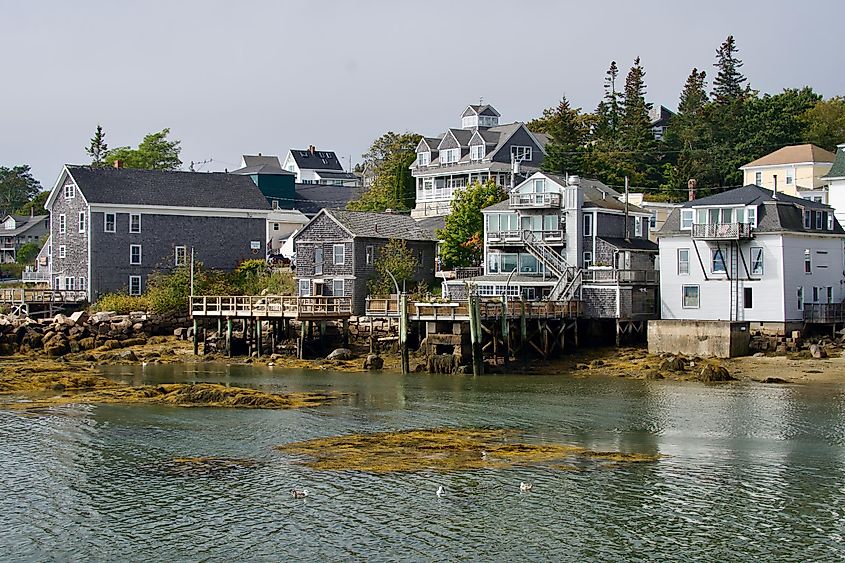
0,288,88,317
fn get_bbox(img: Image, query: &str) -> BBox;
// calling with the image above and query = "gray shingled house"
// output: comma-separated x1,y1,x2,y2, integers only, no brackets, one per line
1,214,50,263
45,165,271,300
293,209,437,315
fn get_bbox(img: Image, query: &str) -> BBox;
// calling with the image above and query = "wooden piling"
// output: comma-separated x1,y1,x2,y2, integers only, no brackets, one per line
226,318,233,357
501,298,510,368
256,319,262,357
519,298,527,366
399,293,409,374
468,294,483,376
192,318,199,355
299,321,306,359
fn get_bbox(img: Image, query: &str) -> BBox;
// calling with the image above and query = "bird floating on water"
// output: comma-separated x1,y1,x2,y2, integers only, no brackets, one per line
290,488,309,498
436,486,445,497
520,482,533,493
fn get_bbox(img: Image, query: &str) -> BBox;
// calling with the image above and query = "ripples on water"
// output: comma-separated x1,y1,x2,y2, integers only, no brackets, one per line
1,365,844,561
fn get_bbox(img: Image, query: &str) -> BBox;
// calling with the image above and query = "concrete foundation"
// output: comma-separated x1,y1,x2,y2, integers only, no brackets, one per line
648,320,750,358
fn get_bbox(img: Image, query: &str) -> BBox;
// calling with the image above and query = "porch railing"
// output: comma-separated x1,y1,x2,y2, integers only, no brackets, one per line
581,269,658,284
803,303,845,323
692,222,753,240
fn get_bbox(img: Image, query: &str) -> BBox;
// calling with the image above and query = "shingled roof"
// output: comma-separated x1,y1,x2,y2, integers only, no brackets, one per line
64,166,271,210
822,144,845,179
741,144,835,168
325,209,437,241
231,155,294,176
289,148,345,171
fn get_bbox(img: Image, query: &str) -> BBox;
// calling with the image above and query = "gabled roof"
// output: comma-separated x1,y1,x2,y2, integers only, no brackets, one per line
822,144,845,179
680,184,830,209
294,183,363,217
1,214,48,237
438,128,474,150
314,170,359,181
741,144,835,169
288,148,345,171
323,209,437,241
230,154,294,176
57,166,271,210
463,104,501,118
416,137,443,152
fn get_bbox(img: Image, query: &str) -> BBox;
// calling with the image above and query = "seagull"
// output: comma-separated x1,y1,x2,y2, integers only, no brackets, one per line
436,486,445,498
290,488,309,498
520,482,533,493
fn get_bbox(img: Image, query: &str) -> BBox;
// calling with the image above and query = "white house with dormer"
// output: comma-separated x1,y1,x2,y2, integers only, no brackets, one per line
282,146,359,186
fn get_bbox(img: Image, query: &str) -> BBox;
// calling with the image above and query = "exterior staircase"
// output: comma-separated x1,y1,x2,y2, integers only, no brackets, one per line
522,231,581,302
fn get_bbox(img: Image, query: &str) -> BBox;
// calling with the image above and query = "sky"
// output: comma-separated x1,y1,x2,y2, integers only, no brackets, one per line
2,0,844,189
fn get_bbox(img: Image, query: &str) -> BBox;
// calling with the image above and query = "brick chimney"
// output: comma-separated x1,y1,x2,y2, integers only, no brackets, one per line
687,178,697,202
309,145,316,155
114,159,123,169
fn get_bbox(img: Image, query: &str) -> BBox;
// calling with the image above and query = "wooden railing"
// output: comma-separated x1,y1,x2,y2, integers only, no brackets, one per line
22,271,50,283
581,269,659,284
509,192,561,208
803,303,845,323
365,295,582,320
692,222,753,240
486,230,565,244
190,295,352,318
0,288,87,304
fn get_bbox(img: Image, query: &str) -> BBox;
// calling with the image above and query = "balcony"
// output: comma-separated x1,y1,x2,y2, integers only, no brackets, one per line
436,266,482,280
509,192,561,209
691,222,753,240
581,269,658,285
803,303,845,323
486,230,564,245
22,270,50,283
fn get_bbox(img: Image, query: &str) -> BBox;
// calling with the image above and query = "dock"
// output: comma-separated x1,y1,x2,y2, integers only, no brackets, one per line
0,288,88,317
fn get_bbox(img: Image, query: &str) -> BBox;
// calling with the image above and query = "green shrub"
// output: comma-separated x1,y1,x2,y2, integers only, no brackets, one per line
91,293,150,314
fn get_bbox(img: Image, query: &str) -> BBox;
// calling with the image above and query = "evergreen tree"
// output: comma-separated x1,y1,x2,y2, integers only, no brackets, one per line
85,124,109,167
539,96,588,175
348,131,421,212
594,61,621,140
712,35,748,104
617,57,659,187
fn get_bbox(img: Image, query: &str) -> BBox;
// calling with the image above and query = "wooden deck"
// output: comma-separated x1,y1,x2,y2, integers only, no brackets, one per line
365,296,582,321
0,288,88,305
190,295,352,320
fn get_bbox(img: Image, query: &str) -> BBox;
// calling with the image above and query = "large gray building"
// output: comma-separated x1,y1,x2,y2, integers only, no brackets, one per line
45,165,271,300
293,209,437,315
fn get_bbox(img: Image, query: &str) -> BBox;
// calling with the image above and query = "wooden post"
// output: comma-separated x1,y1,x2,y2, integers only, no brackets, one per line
399,293,410,374
256,319,262,357
468,294,483,376
520,298,527,366
226,319,233,357
319,321,326,354
201,318,207,355
217,317,222,337
299,321,307,359
342,318,349,348
192,318,199,355
369,317,375,354
501,297,509,368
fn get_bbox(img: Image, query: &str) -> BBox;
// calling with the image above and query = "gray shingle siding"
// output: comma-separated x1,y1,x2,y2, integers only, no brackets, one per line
491,126,543,167
50,177,89,289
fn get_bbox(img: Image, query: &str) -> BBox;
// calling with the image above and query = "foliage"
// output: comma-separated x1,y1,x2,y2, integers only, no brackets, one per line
537,95,589,175
86,124,109,167
230,259,295,296
711,35,748,104
15,242,40,265
617,57,660,187
0,262,24,280
348,132,422,212
803,96,845,152
438,180,507,268
15,190,49,216
368,239,419,295
104,128,182,170
0,165,42,217
90,293,151,315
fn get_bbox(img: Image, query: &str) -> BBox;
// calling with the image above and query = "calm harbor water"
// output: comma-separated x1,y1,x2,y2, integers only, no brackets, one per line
1,364,844,561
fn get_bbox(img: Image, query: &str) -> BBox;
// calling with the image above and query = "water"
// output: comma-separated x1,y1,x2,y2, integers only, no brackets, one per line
1,364,844,561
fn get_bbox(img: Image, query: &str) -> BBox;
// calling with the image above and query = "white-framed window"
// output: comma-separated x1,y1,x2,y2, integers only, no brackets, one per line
298,279,311,297
797,286,804,311
129,213,141,233
129,275,142,296
804,249,811,274
470,144,485,161
333,244,345,265
755,171,762,185
59,245,66,259
365,245,374,266
649,212,657,229
827,286,833,304
750,247,763,275
815,211,823,230
680,209,693,230
130,244,142,265
511,146,532,161
786,169,794,185
682,285,700,308
712,248,727,274
812,286,820,303
417,152,430,166
828,213,835,230
64,183,75,199
804,210,813,229
78,277,86,291
332,279,344,296
583,213,593,237
272,200,280,210
746,206,757,228
634,216,642,237
104,213,116,232
78,211,86,233
583,251,593,268
314,246,324,275
273,223,279,231
59,214,66,234
175,246,187,266
66,277,74,290
441,148,459,164
678,248,690,275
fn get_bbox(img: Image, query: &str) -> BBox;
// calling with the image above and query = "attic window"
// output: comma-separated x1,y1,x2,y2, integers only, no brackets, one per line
300,151,308,157
64,183,75,199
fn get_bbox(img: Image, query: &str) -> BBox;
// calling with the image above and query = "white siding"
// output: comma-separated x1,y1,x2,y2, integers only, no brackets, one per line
781,233,845,321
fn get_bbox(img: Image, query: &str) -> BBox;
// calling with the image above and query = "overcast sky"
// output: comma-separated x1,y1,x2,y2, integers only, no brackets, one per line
3,0,844,188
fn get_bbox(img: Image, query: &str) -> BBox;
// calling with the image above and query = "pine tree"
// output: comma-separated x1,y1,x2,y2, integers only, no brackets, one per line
85,124,109,167
712,35,748,104
539,96,588,175
594,61,621,139
618,57,659,186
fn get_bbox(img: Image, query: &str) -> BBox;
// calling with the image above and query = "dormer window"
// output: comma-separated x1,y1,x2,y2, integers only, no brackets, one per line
470,145,484,161
442,149,459,164
418,152,430,166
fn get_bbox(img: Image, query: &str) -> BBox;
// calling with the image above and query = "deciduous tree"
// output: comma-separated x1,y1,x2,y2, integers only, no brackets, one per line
348,132,422,212
803,96,845,152
0,165,41,217
104,128,182,170
437,180,507,269
368,239,420,295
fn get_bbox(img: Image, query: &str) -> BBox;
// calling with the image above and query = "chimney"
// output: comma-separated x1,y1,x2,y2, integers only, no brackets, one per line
309,145,316,155
687,179,697,202
773,174,778,200
114,159,123,169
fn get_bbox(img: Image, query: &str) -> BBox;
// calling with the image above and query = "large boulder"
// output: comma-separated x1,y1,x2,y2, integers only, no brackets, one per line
809,344,827,359
69,311,89,325
363,354,384,370
326,348,354,361
699,363,734,382
659,356,687,373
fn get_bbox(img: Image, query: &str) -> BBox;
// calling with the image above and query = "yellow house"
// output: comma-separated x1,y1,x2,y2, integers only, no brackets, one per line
740,144,835,197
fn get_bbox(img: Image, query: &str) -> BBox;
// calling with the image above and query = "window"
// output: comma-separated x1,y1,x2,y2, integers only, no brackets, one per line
804,249,811,274
417,152,430,166
78,212,86,233
583,251,593,268
755,171,762,185
59,214,66,234
78,277,86,291
129,213,141,233
273,223,280,231
298,279,311,297
533,179,545,193
130,244,142,265
365,245,374,266
332,279,344,296
519,253,538,273
827,286,834,304
712,248,727,274
649,212,657,229
510,146,532,161
272,200,280,210
583,213,593,236
129,276,142,296
812,286,820,303
828,213,834,230
797,287,804,311
744,287,753,309
543,214,558,231
470,144,484,161
441,148,459,164
634,216,642,237
786,170,794,185
64,183,75,198
746,206,756,228
682,285,700,308
333,244,345,265
104,213,115,232
315,247,323,275
59,245,66,259
815,211,823,230
66,277,74,290
175,246,187,266
680,209,693,230
678,248,690,275
750,247,763,275
804,210,812,229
